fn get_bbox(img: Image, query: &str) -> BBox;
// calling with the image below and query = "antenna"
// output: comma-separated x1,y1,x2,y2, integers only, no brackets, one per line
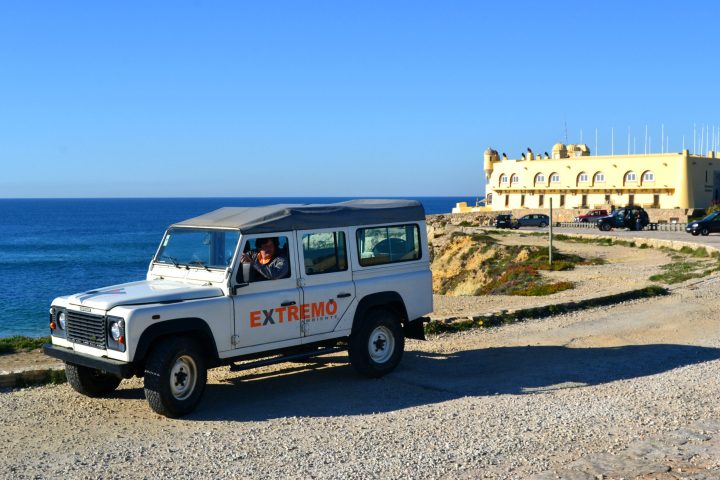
564,120,568,144
661,124,664,154
595,128,598,156
627,127,631,155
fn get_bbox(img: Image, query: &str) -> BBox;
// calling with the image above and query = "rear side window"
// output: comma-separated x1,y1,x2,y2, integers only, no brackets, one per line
302,231,347,275
356,224,421,267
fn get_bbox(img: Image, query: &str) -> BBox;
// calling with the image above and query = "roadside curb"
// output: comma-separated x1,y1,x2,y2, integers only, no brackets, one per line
426,285,669,334
0,364,65,389
473,226,720,256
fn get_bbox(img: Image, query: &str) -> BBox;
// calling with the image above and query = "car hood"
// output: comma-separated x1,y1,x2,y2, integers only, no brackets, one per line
67,280,224,310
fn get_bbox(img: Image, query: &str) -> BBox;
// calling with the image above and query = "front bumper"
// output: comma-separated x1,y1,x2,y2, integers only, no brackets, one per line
43,344,135,378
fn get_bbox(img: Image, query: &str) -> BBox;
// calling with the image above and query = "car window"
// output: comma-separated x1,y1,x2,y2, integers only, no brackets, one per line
302,231,347,275
357,224,421,267
237,236,292,283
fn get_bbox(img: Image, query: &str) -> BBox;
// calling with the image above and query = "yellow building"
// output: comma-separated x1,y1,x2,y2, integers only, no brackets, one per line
481,144,720,211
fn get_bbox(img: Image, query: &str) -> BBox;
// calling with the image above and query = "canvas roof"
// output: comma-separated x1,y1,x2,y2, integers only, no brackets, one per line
172,199,426,233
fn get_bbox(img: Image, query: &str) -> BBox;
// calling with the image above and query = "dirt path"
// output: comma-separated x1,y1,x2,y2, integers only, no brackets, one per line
2,277,720,479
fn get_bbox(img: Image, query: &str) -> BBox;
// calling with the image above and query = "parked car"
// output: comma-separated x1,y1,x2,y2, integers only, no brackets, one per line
517,214,549,228
686,211,720,236
495,214,519,229
596,206,650,231
574,209,608,223
43,200,432,417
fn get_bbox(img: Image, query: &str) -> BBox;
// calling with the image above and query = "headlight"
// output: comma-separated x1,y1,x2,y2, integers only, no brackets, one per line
692,223,699,227
109,319,124,341
58,311,66,330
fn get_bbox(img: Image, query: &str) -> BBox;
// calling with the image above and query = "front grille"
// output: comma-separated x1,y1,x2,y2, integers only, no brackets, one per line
67,310,107,349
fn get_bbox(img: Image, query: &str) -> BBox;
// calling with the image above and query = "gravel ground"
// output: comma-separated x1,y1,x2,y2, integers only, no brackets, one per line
2,278,720,479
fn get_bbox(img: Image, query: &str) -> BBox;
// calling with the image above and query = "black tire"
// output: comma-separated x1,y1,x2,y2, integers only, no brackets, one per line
692,230,700,236
600,223,612,232
701,227,710,236
144,337,207,417
539,222,547,228
348,309,404,378
65,362,121,398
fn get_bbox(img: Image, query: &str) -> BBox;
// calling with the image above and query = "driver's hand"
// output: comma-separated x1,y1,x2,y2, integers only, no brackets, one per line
240,253,251,264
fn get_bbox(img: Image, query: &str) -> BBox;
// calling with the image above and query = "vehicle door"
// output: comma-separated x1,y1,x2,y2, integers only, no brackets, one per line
711,214,720,232
295,228,356,340
231,232,302,350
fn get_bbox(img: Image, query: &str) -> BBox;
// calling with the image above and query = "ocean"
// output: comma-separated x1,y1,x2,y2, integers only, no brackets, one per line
0,197,474,337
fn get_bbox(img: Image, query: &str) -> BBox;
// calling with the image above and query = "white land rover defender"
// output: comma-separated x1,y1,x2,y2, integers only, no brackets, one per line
44,200,432,417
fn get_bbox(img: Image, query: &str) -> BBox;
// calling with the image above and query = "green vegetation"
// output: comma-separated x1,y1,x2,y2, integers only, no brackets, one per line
435,232,604,297
0,336,49,355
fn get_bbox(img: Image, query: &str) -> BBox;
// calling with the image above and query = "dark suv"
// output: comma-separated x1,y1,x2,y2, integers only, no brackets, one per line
517,214,549,228
597,207,650,231
686,211,720,236
495,214,519,229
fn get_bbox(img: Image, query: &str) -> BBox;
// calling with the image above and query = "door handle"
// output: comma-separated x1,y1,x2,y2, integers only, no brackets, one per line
337,293,352,298
281,301,296,307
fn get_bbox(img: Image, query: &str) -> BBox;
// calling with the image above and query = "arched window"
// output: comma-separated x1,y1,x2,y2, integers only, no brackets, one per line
534,173,545,186
593,172,605,184
624,171,637,185
510,174,519,185
549,172,560,184
499,174,508,186
642,171,655,183
577,171,589,185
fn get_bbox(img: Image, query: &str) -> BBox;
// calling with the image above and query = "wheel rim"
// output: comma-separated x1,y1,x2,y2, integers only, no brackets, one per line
169,355,197,400
368,326,395,364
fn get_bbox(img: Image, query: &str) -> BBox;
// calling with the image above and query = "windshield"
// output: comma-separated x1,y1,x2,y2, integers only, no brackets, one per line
155,228,240,269
700,211,720,222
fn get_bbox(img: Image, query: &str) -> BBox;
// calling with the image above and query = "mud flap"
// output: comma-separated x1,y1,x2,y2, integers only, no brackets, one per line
403,317,427,341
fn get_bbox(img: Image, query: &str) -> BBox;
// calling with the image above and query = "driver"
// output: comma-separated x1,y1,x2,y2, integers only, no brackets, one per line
240,237,289,281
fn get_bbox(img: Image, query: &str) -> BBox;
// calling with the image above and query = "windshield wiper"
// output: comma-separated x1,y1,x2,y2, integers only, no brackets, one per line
159,255,181,268
189,260,211,271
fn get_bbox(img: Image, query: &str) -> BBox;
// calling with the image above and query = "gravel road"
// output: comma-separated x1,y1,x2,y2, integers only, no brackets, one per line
2,278,720,479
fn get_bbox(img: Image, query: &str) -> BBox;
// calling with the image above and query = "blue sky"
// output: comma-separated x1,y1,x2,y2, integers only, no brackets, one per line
1,0,719,197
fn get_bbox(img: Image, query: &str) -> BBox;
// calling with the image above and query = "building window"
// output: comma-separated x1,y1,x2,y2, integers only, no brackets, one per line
594,172,606,183
504,195,509,207
653,195,660,208
625,171,637,183
628,194,635,206
500,174,508,184
539,194,544,207
581,194,588,208
605,194,611,204
520,194,525,206
535,173,545,185
578,172,589,183
642,171,655,183
510,174,519,185
559,194,565,207
550,173,560,183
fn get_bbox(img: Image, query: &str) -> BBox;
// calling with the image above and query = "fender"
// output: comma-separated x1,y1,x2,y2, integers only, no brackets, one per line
134,317,219,365
351,292,426,340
